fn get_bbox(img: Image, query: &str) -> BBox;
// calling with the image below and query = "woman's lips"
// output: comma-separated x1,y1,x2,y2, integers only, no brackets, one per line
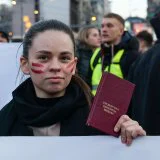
46,77,65,83
48,77,64,79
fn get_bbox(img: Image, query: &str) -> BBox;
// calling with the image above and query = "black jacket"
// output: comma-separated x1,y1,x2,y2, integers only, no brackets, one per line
89,31,139,84
0,78,103,136
76,42,93,86
128,42,160,135
127,13,160,135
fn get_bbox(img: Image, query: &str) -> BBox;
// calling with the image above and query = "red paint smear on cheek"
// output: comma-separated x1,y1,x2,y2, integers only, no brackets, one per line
32,62,44,67
70,65,74,73
31,62,44,74
31,69,44,74
65,60,75,74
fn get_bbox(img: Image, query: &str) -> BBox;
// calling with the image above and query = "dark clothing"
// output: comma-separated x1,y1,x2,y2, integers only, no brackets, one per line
76,42,93,86
0,78,103,136
150,13,160,40
90,31,139,84
128,42,160,135
0,30,9,42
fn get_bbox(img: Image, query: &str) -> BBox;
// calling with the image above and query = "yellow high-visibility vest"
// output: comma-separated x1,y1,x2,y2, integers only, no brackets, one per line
91,49,124,95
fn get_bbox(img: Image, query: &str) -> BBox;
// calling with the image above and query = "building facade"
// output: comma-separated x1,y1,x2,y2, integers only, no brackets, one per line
70,0,111,31
0,0,111,40
0,3,12,34
40,0,70,25
11,0,35,40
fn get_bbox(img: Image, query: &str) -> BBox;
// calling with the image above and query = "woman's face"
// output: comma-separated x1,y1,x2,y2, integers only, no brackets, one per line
87,28,101,49
21,30,77,98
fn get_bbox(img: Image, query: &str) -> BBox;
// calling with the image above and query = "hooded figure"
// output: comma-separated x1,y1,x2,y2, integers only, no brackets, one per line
128,12,160,135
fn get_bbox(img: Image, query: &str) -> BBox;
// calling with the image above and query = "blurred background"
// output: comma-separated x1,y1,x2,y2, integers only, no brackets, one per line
0,0,159,42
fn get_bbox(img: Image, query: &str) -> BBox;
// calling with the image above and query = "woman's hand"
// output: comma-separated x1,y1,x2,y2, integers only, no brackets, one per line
114,115,146,145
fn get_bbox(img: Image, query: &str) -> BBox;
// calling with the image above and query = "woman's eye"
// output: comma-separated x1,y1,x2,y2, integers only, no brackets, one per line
61,56,71,62
38,55,48,61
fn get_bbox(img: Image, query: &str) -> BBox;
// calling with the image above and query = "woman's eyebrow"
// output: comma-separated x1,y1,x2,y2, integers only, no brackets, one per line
35,50,51,54
60,51,73,55
35,50,73,55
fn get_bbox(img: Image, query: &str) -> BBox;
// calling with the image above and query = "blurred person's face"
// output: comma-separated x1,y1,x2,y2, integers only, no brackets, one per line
87,28,101,49
20,30,77,98
0,35,8,43
137,39,148,53
101,18,124,45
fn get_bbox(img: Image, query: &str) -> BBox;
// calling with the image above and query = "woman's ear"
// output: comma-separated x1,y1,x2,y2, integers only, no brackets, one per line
20,56,30,75
72,57,78,75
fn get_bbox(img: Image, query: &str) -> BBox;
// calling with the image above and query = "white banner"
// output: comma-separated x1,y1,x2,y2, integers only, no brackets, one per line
0,136,159,160
0,43,23,109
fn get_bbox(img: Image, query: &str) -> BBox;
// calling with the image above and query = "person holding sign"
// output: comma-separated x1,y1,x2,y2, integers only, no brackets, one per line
0,19,145,145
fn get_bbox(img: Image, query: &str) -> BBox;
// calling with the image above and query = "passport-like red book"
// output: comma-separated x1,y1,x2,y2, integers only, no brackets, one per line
86,72,135,137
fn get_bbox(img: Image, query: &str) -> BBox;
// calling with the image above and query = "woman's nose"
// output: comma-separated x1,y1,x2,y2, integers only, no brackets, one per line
49,59,61,72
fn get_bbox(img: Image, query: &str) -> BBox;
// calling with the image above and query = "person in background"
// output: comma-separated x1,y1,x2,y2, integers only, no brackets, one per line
128,12,160,135
136,30,153,54
89,13,140,95
0,31,9,43
76,26,101,86
0,19,145,145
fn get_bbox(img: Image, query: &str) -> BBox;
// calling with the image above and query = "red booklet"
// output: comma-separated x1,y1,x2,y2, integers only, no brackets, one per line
86,72,135,137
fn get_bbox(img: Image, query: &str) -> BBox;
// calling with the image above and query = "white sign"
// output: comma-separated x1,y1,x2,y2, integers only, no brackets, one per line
0,43,23,109
0,136,159,160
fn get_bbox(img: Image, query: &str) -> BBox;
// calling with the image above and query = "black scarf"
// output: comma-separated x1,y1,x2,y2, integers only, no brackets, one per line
13,78,87,127
0,78,96,136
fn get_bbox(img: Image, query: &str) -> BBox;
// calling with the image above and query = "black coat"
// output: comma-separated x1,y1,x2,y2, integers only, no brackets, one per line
128,42,160,135
76,42,93,87
0,78,103,136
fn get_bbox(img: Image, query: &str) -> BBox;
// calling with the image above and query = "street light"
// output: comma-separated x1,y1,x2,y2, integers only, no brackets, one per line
34,10,39,15
23,15,32,32
34,0,40,22
11,0,16,5
91,16,97,22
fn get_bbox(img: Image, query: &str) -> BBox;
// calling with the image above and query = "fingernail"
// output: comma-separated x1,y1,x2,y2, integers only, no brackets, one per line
127,140,132,146
122,137,126,143
114,127,118,132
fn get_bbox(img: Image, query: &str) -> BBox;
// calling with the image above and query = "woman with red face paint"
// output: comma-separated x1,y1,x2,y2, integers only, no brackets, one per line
0,19,146,145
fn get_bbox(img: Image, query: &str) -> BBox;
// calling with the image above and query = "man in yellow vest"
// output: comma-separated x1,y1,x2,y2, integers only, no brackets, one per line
90,13,139,95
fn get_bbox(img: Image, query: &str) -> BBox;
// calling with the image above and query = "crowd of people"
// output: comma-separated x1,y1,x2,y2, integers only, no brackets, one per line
0,10,160,146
